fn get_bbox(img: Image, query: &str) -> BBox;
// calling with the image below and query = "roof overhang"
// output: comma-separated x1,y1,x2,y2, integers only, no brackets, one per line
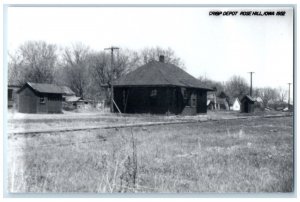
112,84,213,91
17,82,64,94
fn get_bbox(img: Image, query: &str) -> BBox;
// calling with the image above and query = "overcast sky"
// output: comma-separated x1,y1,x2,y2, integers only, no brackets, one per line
7,6,293,91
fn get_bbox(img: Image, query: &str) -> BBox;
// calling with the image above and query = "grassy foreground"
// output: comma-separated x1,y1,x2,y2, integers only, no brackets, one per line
8,116,293,193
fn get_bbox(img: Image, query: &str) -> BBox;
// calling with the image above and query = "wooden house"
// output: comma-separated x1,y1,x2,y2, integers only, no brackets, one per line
216,97,229,110
17,82,64,113
111,56,212,115
207,91,230,110
113,56,212,115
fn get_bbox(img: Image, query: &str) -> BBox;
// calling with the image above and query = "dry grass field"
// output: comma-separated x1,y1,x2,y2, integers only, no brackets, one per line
7,113,293,193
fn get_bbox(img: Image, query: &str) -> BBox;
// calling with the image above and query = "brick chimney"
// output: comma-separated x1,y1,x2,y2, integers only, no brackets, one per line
159,55,165,63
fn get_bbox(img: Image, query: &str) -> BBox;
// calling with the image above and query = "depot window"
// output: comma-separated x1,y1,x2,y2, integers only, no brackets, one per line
40,97,45,104
150,89,157,97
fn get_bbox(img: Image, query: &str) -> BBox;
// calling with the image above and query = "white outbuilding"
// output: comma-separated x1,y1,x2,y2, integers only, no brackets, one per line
232,98,241,111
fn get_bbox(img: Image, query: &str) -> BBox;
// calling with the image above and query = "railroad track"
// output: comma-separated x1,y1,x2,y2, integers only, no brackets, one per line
7,114,292,136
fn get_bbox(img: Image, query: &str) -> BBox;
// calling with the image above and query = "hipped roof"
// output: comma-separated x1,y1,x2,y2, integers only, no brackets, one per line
113,60,213,90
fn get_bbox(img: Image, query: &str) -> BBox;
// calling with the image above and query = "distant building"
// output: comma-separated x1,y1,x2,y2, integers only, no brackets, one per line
17,82,64,113
216,97,229,110
8,84,21,108
241,95,255,113
207,99,214,110
255,97,263,103
207,91,229,110
63,96,92,110
112,56,213,115
207,93,216,110
231,98,241,111
253,96,264,110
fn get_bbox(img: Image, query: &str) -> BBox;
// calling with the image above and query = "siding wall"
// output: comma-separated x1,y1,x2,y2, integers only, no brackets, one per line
114,87,172,114
38,93,62,113
113,86,208,115
18,87,62,114
241,99,254,113
18,87,38,113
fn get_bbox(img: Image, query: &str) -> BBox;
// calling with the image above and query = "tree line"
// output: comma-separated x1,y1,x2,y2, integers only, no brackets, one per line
8,40,289,108
8,41,185,101
198,75,289,108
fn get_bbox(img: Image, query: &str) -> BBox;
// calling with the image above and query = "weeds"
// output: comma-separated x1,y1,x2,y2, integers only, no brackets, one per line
8,116,293,193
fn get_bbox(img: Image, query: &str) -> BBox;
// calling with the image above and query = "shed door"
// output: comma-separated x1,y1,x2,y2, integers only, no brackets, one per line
197,91,207,113
243,102,249,113
19,95,37,113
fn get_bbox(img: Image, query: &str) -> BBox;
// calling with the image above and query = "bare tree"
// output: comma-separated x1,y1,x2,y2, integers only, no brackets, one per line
8,41,57,85
198,75,225,95
8,42,186,104
8,52,23,85
252,88,261,98
277,86,288,102
86,49,140,102
139,47,185,69
258,87,279,107
225,75,249,99
61,43,90,98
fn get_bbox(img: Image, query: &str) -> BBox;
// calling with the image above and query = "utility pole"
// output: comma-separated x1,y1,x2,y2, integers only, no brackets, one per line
248,72,255,96
104,46,120,113
288,82,292,110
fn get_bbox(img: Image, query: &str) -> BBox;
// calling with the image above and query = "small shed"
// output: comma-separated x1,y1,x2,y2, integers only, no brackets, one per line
241,95,255,113
112,56,213,115
17,82,64,114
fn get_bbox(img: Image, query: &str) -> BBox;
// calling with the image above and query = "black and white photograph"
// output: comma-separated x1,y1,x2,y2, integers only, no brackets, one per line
4,3,295,196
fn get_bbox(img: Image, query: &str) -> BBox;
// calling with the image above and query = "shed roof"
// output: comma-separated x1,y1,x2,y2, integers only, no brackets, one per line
241,95,256,103
18,82,64,94
65,96,82,102
60,86,75,96
113,60,213,90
